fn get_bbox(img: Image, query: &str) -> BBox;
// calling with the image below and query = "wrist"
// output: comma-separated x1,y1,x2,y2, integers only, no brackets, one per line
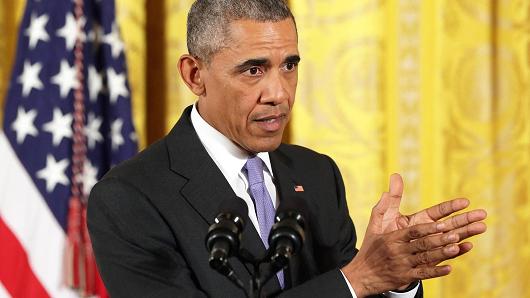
341,260,370,298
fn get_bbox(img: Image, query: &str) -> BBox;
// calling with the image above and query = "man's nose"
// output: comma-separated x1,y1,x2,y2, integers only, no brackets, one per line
260,71,289,105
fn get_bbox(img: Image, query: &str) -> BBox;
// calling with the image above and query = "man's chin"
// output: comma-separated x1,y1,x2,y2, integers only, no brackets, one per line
242,138,283,154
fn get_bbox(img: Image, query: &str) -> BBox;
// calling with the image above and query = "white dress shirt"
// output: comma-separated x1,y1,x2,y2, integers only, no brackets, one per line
190,104,418,298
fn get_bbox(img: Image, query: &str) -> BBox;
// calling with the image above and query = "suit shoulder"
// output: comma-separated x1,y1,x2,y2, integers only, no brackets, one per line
100,137,170,185
276,143,332,163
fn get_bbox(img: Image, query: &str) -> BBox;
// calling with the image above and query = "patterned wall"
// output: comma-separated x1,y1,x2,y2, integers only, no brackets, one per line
0,1,25,128
291,0,530,297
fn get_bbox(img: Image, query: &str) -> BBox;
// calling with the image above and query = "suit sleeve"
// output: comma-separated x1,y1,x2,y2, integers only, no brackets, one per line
87,177,208,298
275,155,355,297
278,155,423,298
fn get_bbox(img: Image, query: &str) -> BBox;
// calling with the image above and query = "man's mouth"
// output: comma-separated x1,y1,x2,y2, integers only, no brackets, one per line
255,114,285,122
253,114,287,132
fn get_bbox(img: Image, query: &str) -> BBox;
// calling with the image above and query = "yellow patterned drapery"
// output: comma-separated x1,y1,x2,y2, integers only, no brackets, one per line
0,0,25,128
1,1,529,297
290,0,530,297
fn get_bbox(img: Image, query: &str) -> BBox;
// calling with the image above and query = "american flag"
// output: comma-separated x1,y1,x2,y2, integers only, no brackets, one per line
0,0,137,297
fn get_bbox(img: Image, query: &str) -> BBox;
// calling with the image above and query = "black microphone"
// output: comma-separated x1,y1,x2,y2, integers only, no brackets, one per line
205,197,247,278
268,196,307,270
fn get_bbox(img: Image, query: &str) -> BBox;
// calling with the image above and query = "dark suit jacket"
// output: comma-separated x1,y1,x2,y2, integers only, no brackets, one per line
88,106,422,297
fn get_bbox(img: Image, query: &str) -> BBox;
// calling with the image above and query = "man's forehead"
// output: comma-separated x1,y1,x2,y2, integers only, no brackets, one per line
226,18,298,43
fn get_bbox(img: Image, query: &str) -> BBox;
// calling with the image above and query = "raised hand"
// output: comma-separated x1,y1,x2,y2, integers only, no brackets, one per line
341,174,487,297
380,173,486,257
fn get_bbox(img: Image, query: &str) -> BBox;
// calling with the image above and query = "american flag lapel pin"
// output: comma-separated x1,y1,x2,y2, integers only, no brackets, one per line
294,185,304,192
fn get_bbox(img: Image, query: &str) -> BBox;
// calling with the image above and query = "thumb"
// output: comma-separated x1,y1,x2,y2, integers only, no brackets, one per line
367,173,404,234
388,173,404,200
367,190,392,234
387,173,404,211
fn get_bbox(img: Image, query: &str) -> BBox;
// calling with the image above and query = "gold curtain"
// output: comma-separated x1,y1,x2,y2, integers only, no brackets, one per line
116,0,197,147
2,1,530,297
0,0,25,127
290,0,530,297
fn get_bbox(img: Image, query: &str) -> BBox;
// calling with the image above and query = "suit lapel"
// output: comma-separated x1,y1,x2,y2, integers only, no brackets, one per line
165,107,267,279
166,106,230,226
270,148,308,208
267,148,310,293
270,148,319,291
165,108,309,294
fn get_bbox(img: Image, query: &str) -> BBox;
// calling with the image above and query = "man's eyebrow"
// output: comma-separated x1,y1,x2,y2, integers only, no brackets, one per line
234,58,270,72
285,55,301,64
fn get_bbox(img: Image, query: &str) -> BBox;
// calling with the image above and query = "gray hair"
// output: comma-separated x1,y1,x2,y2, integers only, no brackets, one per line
187,0,296,63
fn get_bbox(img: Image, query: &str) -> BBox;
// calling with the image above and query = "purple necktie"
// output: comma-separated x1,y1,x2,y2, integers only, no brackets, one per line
244,156,284,288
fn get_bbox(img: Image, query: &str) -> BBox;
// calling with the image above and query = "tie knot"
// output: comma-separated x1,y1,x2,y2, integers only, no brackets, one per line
245,156,265,185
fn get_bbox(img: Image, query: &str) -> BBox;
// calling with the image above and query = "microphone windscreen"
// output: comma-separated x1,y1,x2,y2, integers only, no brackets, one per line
217,196,248,219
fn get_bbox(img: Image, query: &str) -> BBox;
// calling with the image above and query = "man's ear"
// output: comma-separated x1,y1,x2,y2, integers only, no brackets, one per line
178,55,205,96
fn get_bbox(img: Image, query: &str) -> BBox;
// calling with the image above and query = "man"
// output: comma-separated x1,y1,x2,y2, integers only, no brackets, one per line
88,1,487,297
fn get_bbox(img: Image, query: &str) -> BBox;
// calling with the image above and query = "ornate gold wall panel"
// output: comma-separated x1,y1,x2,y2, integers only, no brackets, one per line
435,1,530,296
116,0,147,148
0,0,25,128
163,0,197,133
291,0,530,297
115,0,196,147
290,0,389,236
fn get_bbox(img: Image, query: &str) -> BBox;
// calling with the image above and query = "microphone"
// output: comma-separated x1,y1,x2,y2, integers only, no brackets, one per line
268,196,307,271
205,197,247,278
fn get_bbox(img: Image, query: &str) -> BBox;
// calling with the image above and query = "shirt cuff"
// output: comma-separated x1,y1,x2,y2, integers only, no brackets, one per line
383,282,420,298
339,269,357,298
339,269,419,298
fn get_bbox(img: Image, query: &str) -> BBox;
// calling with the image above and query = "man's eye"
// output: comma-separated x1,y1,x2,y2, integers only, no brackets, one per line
283,63,297,72
246,67,262,76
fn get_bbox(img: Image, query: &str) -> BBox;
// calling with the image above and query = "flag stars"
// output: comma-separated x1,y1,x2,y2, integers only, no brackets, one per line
88,66,104,102
25,13,50,49
85,113,103,149
18,60,44,97
56,13,86,50
36,154,70,193
11,107,38,144
110,119,124,151
103,22,124,58
106,68,129,104
43,108,73,146
51,60,79,98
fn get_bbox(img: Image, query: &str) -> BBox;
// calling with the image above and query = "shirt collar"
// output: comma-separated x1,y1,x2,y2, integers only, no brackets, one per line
190,104,274,178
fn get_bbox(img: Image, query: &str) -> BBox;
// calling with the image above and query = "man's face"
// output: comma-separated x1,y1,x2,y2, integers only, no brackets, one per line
197,18,299,153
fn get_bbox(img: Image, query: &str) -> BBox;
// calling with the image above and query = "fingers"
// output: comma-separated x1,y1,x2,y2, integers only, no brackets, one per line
402,210,486,252
401,208,486,241
438,209,487,232
435,209,487,243
408,232,460,253
424,198,470,221
411,243,461,267
409,265,452,280
399,221,445,241
443,221,487,243
420,242,474,267
458,242,473,255
442,242,473,262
